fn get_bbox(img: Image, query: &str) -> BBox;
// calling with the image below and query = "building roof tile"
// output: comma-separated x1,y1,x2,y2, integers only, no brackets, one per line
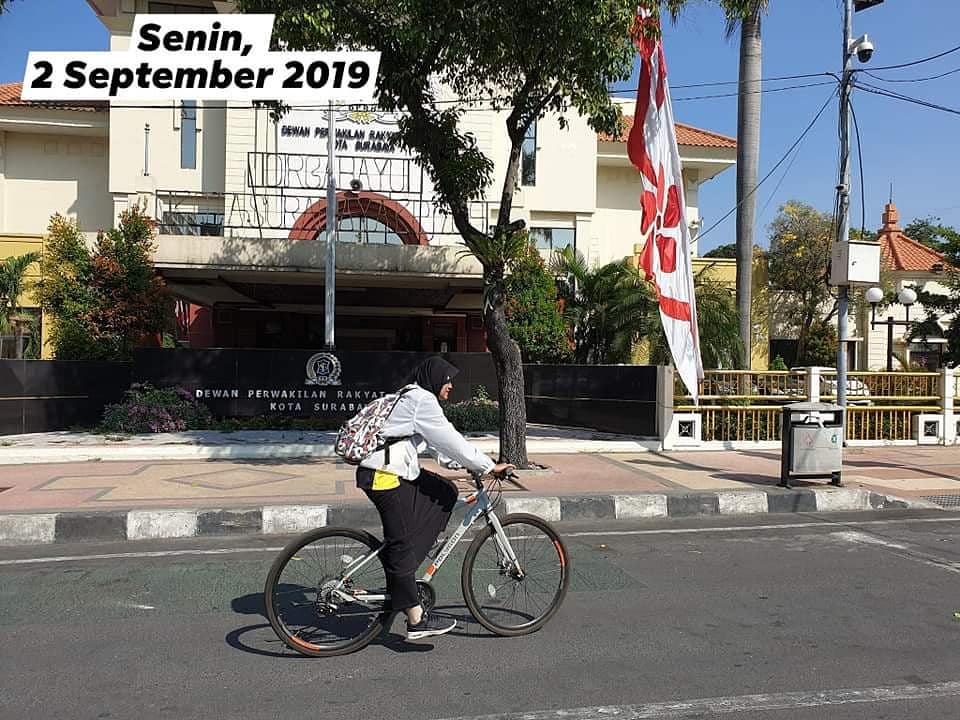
598,114,737,149
877,202,948,274
0,82,108,112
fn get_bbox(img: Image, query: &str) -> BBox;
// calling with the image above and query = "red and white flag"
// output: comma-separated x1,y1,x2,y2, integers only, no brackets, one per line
627,10,704,402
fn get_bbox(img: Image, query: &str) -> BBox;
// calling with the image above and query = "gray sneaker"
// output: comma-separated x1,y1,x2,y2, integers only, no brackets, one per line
406,612,456,640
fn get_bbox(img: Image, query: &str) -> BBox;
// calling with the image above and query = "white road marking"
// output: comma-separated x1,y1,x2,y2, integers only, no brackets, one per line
433,681,960,720
831,529,960,575
117,602,156,610
831,530,908,549
0,546,284,566
1,516,958,567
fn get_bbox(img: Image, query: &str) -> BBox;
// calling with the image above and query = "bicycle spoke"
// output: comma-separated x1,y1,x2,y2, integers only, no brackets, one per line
467,519,566,633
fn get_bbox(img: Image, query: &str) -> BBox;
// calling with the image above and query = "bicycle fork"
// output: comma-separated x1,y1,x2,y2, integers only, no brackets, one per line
485,512,525,579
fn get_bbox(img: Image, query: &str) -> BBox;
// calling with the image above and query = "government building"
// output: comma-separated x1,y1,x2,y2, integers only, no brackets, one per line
0,0,736,357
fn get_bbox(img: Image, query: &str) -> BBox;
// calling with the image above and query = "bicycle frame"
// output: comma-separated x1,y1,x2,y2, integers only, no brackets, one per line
330,476,519,606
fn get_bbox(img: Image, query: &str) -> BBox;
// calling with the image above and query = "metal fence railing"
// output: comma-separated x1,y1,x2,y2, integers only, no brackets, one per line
676,367,949,444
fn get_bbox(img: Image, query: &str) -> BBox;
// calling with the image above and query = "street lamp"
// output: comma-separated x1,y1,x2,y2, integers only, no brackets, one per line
867,286,918,372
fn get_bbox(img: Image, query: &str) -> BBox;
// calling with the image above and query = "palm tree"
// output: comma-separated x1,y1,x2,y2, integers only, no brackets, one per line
0,251,41,358
727,0,767,371
667,0,770,369
551,248,657,364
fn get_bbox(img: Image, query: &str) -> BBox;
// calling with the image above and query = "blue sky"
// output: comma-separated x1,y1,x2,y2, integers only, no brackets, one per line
1,0,958,254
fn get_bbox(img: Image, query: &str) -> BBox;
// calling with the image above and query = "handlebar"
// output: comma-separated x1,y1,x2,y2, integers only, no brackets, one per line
470,469,516,489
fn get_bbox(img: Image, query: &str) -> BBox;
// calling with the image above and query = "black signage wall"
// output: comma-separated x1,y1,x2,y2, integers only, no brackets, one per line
0,360,132,435
133,349,499,420
0,351,663,437
524,364,659,437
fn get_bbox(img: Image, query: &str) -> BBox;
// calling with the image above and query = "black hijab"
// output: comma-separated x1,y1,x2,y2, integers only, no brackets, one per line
411,357,459,397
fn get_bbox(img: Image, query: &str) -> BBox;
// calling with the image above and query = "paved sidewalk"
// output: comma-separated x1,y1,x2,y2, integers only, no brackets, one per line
2,442,959,545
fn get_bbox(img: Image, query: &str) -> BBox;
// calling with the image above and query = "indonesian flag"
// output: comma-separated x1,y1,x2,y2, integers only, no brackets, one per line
627,9,704,402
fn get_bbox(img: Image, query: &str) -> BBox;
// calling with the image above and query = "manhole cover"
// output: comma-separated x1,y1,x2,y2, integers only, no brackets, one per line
921,495,960,508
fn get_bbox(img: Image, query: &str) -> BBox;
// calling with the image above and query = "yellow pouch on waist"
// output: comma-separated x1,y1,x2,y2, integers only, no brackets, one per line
372,469,401,491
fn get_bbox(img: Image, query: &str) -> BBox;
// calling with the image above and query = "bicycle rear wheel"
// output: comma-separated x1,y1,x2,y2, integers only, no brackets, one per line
265,527,387,657
461,513,570,637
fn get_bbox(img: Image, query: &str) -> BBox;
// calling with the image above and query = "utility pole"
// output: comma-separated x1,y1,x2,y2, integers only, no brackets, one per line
836,0,854,415
325,102,337,350
835,0,883,433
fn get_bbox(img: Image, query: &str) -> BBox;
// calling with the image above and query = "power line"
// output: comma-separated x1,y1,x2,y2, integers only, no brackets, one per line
671,80,837,103
857,43,960,72
696,89,838,242
610,70,832,92
848,97,867,242
857,82,960,117
82,79,838,112
864,66,960,84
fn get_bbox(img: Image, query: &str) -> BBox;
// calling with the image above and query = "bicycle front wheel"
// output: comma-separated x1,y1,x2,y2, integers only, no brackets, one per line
461,513,570,636
265,527,387,657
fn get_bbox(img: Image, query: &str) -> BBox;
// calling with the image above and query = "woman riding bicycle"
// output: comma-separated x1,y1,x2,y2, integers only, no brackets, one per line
357,356,514,641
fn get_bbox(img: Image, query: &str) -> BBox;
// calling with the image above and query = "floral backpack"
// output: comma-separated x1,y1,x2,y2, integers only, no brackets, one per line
334,385,416,465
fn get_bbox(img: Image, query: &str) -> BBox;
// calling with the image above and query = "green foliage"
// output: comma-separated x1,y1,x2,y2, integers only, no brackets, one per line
35,209,172,360
503,239,571,363
799,321,837,367
100,384,212,434
702,243,737,259
551,247,656,364
0,251,40,324
904,216,960,258
767,201,836,363
0,251,40,356
444,386,499,433
769,354,788,371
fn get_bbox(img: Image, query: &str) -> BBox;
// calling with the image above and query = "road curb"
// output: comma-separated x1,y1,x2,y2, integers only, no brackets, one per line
0,487,943,546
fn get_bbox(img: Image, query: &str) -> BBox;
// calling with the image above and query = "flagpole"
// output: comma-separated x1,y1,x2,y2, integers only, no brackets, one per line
325,101,337,350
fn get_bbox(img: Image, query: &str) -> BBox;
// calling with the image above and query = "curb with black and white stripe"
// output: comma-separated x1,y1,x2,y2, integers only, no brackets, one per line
0,488,942,546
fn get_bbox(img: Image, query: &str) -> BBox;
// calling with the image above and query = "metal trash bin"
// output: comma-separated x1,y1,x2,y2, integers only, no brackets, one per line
779,402,843,488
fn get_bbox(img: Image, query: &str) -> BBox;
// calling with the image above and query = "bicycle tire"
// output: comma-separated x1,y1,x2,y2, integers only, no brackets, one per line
461,513,570,637
265,526,386,657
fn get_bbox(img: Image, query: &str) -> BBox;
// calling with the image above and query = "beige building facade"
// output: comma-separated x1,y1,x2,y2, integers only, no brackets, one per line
1,0,736,355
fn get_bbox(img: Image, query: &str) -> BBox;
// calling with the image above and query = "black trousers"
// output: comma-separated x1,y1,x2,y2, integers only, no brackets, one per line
361,469,458,611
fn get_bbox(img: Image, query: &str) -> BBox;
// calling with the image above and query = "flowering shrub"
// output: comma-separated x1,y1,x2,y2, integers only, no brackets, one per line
100,384,212,434
444,385,500,433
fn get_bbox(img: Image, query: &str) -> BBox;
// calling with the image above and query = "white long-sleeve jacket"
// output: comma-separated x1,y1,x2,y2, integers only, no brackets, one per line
358,385,495,480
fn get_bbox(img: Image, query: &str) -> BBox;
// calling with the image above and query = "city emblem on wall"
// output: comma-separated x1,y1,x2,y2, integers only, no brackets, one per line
305,352,342,386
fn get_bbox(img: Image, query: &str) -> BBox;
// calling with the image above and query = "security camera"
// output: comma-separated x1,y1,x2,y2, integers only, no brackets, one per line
850,34,874,63
349,179,363,192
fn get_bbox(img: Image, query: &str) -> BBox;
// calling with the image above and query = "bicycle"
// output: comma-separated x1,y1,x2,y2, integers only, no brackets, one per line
264,470,570,657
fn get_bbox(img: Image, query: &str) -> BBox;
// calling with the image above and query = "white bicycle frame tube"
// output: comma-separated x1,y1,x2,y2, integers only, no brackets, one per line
336,486,518,603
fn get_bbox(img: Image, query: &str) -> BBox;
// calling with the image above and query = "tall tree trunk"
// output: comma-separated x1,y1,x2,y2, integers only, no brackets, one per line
485,301,528,467
735,9,762,370
485,127,529,467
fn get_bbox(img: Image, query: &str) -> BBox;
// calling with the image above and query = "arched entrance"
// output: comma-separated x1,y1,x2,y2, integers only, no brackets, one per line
288,190,429,245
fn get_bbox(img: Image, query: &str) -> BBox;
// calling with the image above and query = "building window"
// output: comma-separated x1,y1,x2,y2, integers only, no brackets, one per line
181,101,197,169
521,122,537,186
336,216,404,245
161,211,223,236
530,227,575,252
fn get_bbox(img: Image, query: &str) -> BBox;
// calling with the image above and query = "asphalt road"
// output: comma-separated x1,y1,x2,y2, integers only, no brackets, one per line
2,510,960,720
